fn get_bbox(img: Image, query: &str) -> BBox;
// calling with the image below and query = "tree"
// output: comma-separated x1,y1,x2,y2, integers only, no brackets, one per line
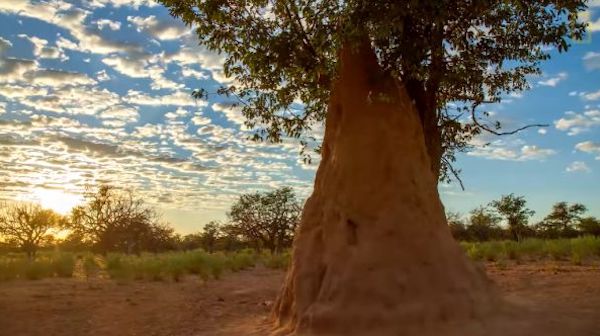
160,1,587,334
70,185,171,254
489,194,535,241
467,206,503,242
199,221,222,253
578,216,600,237
0,203,63,258
537,202,587,238
446,211,469,241
227,187,300,253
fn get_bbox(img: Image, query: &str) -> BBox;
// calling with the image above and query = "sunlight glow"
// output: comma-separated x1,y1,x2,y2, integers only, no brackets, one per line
31,188,83,215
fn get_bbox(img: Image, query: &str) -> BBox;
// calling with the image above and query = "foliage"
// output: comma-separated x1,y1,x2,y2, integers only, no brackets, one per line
466,206,503,242
489,194,535,241
0,202,65,258
160,0,587,182
227,187,301,253
578,217,600,237
461,236,600,264
536,202,587,238
70,185,178,254
0,252,75,281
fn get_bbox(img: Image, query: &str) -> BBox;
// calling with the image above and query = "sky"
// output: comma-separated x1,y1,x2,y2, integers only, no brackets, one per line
1,0,600,234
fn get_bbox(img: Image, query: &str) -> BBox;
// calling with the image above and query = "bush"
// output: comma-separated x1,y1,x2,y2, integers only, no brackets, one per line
51,253,75,278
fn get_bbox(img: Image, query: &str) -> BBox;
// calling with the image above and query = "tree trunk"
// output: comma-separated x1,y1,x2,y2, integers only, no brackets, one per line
271,42,496,335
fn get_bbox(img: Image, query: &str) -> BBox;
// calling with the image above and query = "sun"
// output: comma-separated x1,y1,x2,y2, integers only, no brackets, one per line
32,188,83,215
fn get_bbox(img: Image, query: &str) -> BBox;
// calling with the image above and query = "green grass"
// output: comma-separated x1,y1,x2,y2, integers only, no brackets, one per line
461,236,600,263
4,237,597,282
0,252,76,281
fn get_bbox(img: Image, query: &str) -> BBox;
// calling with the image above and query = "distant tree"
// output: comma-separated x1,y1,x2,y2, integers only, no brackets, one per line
489,194,535,241
446,211,468,241
199,221,222,253
0,203,64,258
537,202,586,238
227,187,301,253
578,216,600,237
70,185,173,254
466,206,502,242
180,232,203,251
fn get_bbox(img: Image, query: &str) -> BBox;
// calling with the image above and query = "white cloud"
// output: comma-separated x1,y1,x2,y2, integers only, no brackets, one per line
123,90,204,107
96,19,121,31
127,15,188,40
583,89,600,101
0,57,38,82
212,102,245,126
555,110,600,135
89,0,158,9
575,141,600,160
98,105,138,122
566,161,591,173
0,84,47,98
26,69,97,87
96,69,110,81
102,54,183,90
583,51,600,71
191,113,211,126
0,37,12,54
467,139,556,161
538,128,547,135
1,3,140,55
181,67,208,79
18,34,68,60
102,54,149,78
537,72,568,87
0,101,6,114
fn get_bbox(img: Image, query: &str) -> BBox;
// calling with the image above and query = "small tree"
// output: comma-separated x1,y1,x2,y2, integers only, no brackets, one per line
446,211,468,241
200,221,222,253
537,202,586,238
227,187,301,253
489,194,535,241
467,206,502,242
0,203,63,258
578,217,600,237
70,185,168,254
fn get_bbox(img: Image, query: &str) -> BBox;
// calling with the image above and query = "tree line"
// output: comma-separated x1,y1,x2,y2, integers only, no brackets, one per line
3,188,598,258
0,185,301,258
448,194,600,242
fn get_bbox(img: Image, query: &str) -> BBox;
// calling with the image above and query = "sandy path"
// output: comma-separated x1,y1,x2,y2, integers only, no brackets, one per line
0,263,599,336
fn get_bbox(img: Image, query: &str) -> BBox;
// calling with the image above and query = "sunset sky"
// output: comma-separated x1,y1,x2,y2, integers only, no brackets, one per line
1,0,600,233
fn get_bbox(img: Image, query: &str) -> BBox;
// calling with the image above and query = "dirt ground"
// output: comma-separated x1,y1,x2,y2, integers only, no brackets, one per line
0,262,599,336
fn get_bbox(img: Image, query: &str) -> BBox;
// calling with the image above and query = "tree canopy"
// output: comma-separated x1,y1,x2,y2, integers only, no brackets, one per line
227,187,301,253
160,0,587,182
489,194,535,241
0,203,64,258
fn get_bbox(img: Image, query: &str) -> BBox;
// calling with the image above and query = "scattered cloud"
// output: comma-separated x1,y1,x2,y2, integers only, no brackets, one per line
554,110,600,135
583,51,600,71
96,19,121,31
566,161,591,173
127,15,188,40
537,72,568,87
467,139,556,161
575,141,600,160
583,89,600,101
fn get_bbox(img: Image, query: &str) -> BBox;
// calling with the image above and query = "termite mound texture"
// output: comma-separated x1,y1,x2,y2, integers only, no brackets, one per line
271,42,497,336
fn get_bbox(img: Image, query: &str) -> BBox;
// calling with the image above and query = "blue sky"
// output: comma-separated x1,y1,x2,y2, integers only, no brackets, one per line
1,0,600,233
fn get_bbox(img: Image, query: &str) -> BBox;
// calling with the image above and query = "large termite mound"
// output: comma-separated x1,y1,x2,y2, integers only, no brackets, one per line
272,43,497,336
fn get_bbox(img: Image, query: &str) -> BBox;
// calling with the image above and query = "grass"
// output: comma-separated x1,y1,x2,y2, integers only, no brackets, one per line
0,252,76,281
3,237,598,282
461,236,600,263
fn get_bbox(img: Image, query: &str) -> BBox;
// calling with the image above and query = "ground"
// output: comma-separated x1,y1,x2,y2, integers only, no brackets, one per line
0,262,599,336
